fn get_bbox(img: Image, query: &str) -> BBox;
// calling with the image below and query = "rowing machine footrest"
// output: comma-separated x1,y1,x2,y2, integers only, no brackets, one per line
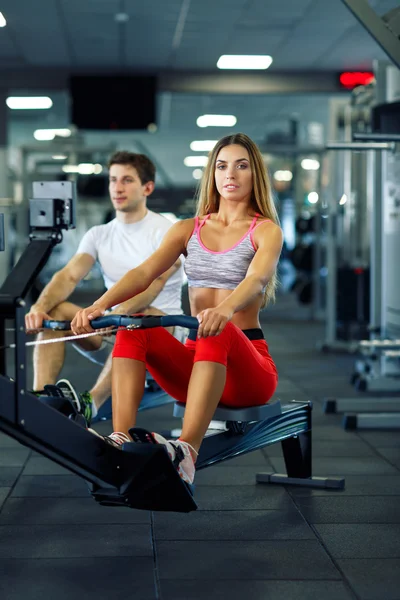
90,440,197,513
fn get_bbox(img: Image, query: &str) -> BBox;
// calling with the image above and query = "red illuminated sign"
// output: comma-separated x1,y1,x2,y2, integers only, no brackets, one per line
339,72,375,89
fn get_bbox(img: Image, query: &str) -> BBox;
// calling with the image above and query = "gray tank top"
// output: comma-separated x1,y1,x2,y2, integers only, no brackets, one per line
184,213,270,290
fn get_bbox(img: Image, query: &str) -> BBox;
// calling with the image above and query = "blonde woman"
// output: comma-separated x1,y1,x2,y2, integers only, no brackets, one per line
71,133,283,485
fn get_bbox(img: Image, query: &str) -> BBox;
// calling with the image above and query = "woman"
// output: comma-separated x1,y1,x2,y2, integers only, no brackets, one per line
71,133,283,485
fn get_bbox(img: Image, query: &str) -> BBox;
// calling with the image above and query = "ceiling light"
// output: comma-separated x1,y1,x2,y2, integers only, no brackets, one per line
196,115,237,128
114,12,129,22
301,158,320,170
339,194,348,205
192,169,203,180
34,128,71,141
308,192,319,204
62,163,101,175
184,156,208,167
62,165,79,173
273,170,293,182
217,55,273,70
7,96,53,110
190,140,218,151
52,154,68,160
0,12,6,27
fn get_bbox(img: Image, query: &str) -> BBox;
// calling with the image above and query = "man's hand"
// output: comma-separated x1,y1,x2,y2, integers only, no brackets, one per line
25,306,52,334
196,305,233,338
71,304,106,335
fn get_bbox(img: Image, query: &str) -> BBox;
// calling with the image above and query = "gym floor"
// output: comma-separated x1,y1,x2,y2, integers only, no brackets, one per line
1,294,399,600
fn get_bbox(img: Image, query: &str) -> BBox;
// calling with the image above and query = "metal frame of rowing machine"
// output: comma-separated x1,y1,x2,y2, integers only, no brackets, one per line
174,400,345,489
0,234,197,513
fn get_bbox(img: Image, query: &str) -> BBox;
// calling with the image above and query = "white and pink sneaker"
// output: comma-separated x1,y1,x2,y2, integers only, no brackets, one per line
151,432,198,485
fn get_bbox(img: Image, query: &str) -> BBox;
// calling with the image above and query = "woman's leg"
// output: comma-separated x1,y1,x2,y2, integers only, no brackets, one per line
111,357,146,434
111,327,195,437
179,361,226,452
180,322,278,452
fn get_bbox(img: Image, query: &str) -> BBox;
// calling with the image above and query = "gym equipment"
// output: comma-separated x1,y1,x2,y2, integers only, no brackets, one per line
322,65,400,429
0,181,344,514
174,400,344,489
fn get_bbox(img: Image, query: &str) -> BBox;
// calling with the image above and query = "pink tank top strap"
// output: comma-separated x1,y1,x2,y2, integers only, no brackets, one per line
249,213,260,231
198,214,211,230
250,217,273,250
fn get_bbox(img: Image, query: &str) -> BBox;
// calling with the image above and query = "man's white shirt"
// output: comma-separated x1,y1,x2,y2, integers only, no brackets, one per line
76,211,183,314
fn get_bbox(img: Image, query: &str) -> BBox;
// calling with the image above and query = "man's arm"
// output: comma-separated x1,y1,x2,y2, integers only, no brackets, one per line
111,260,181,315
25,253,95,330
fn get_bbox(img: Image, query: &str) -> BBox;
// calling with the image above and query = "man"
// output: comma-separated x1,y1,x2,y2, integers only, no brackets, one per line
25,151,184,422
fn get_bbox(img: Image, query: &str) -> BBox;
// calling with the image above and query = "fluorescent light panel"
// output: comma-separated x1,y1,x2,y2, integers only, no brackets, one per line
190,140,218,151
62,163,103,175
273,170,293,182
184,156,208,167
197,115,237,128
217,55,272,70
7,96,53,110
0,12,6,27
34,128,71,141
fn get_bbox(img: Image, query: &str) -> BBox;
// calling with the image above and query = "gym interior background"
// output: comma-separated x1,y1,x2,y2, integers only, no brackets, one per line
0,1,400,599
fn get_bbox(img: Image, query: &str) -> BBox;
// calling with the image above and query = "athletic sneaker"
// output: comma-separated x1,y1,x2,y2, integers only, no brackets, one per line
151,432,197,485
56,379,93,425
88,429,130,449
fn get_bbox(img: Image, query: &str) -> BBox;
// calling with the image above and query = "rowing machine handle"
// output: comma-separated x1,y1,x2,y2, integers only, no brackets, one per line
42,314,199,331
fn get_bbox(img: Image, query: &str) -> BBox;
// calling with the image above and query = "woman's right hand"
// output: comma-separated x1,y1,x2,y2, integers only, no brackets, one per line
71,304,106,335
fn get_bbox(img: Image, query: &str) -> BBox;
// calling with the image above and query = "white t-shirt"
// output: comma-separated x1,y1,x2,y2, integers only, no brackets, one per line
76,211,183,314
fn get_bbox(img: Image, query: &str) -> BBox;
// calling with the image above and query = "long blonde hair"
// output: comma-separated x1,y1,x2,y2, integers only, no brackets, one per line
195,133,280,307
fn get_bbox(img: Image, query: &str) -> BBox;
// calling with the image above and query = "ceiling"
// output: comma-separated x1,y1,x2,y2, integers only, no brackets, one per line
1,0,399,189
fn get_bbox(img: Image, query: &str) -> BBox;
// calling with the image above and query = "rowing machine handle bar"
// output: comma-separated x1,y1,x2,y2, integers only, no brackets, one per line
42,314,199,331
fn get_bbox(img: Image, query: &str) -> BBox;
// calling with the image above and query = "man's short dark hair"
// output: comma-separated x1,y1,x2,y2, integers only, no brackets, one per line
108,151,156,184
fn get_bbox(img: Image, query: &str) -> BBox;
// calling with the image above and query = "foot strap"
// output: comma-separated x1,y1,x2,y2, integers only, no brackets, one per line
129,427,184,469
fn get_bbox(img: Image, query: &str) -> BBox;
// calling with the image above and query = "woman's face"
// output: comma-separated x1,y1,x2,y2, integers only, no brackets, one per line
214,144,253,204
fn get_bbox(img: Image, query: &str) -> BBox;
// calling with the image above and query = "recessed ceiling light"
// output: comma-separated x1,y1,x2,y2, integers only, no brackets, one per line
114,12,129,22
184,156,208,167
217,55,273,70
192,169,203,180
196,115,237,128
308,192,319,204
34,128,71,141
190,140,218,151
0,12,6,27
52,154,68,160
301,158,320,170
7,96,53,110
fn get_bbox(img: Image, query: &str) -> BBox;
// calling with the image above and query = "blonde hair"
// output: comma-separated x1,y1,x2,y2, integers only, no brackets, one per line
195,132,280,307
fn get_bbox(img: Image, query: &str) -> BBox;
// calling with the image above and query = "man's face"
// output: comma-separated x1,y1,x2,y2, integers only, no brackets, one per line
108,163,154,213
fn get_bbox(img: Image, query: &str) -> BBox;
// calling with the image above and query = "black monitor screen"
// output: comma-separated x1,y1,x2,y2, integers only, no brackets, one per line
372,101,400,134
69,75,157,130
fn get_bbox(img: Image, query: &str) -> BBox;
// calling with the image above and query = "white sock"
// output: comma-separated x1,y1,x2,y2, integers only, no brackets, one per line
91,401,98,419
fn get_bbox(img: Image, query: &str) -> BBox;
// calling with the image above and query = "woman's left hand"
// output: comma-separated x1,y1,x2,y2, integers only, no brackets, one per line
196,305,233,338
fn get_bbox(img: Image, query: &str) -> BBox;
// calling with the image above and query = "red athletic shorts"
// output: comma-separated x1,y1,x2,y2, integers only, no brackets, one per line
112,321,278,407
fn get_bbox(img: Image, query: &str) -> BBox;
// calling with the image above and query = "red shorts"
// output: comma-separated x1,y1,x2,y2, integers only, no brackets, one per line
112,321,278,408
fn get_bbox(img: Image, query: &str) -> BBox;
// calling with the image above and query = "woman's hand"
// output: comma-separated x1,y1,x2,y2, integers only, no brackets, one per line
196,305,233,338
71,304,106,335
